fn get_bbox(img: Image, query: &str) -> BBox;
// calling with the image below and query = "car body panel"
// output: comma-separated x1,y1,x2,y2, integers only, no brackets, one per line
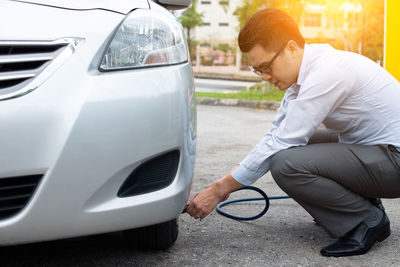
11,0,149,14
0,0,196,245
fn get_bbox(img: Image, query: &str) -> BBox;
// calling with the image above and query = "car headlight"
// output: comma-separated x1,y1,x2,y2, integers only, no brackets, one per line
99,9,188,71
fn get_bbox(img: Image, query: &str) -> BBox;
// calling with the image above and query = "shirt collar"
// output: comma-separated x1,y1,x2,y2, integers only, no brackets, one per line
296,43,311,86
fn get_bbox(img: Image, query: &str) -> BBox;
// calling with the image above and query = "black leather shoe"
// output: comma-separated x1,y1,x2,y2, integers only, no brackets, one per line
320,213,390,257
369,198,385,211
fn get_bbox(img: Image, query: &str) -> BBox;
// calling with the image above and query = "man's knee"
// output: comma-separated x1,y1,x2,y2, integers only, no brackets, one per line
270,148,295,187
270,146,313,192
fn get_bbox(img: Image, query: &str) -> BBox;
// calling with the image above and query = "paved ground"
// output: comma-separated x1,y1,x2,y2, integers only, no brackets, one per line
1,105,399,266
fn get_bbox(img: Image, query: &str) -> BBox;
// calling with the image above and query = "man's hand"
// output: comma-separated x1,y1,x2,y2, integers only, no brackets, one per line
186,165,243,220
186,182,229,219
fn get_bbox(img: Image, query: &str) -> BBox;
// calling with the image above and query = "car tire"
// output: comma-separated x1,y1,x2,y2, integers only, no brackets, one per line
123,218,179,250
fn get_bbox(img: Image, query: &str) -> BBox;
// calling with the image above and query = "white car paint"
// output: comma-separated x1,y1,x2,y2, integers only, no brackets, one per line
0,0,196,245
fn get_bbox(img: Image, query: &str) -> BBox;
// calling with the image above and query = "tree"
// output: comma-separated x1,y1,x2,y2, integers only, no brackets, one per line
322,0,384,62
233,0,305,29
179,0,204,58
217,43,233,53
232,0,384,62
219,0,230,13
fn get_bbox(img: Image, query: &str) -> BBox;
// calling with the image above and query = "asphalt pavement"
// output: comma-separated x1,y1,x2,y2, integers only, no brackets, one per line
1,105,399,266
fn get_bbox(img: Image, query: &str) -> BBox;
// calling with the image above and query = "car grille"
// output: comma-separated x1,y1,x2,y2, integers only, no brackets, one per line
0,38,84,101
0,175,43,220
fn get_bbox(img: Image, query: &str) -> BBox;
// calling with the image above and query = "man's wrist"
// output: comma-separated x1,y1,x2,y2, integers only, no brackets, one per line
214,174,243,198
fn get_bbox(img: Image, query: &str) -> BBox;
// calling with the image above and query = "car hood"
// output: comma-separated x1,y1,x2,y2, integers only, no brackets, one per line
13,0,149,14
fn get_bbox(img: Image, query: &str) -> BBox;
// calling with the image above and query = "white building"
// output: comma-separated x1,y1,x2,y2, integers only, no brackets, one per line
300,3,362,39
194,0,242,43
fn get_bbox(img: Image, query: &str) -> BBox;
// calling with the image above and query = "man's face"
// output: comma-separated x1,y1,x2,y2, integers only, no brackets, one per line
247,41,302,91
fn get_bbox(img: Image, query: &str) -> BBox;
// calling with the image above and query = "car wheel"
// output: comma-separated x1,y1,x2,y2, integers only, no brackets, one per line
123,218,178,250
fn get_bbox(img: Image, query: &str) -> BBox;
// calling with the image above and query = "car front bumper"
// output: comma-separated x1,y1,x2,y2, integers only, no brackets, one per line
0,1,196,245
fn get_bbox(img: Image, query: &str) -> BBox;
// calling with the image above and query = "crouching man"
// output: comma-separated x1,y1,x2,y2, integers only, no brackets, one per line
186,8,400,257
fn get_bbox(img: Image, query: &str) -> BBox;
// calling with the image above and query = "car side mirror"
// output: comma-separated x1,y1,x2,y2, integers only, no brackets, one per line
152,0,191,9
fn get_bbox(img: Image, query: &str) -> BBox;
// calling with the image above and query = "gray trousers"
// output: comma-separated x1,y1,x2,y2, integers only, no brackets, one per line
270,130,400,237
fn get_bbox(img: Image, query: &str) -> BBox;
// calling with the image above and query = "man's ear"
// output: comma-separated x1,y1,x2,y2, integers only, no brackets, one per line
287,40,299,51
286,40,300,58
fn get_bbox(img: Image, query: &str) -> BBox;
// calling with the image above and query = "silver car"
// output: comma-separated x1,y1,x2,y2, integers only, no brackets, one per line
0,0,196,250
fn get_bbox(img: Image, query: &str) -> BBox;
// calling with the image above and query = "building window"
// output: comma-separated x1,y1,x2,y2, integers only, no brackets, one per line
219,22,229,27
304,13,321,27
201,1,211,4
203,22,211,26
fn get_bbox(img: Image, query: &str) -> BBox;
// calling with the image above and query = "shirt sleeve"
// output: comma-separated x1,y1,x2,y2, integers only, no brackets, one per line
231,64,353,185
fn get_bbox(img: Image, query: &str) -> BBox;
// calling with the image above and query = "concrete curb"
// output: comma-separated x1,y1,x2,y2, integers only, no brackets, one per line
197,97,280,110
194,72,262,82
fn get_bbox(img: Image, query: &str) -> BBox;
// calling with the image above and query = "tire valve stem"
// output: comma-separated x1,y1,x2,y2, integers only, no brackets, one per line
181,206,188,214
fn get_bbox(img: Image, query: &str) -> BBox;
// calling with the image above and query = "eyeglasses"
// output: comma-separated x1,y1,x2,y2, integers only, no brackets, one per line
251,46,285,76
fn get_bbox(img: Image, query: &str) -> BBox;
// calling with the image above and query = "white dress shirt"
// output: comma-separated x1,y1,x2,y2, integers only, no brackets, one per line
231,44,400,185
